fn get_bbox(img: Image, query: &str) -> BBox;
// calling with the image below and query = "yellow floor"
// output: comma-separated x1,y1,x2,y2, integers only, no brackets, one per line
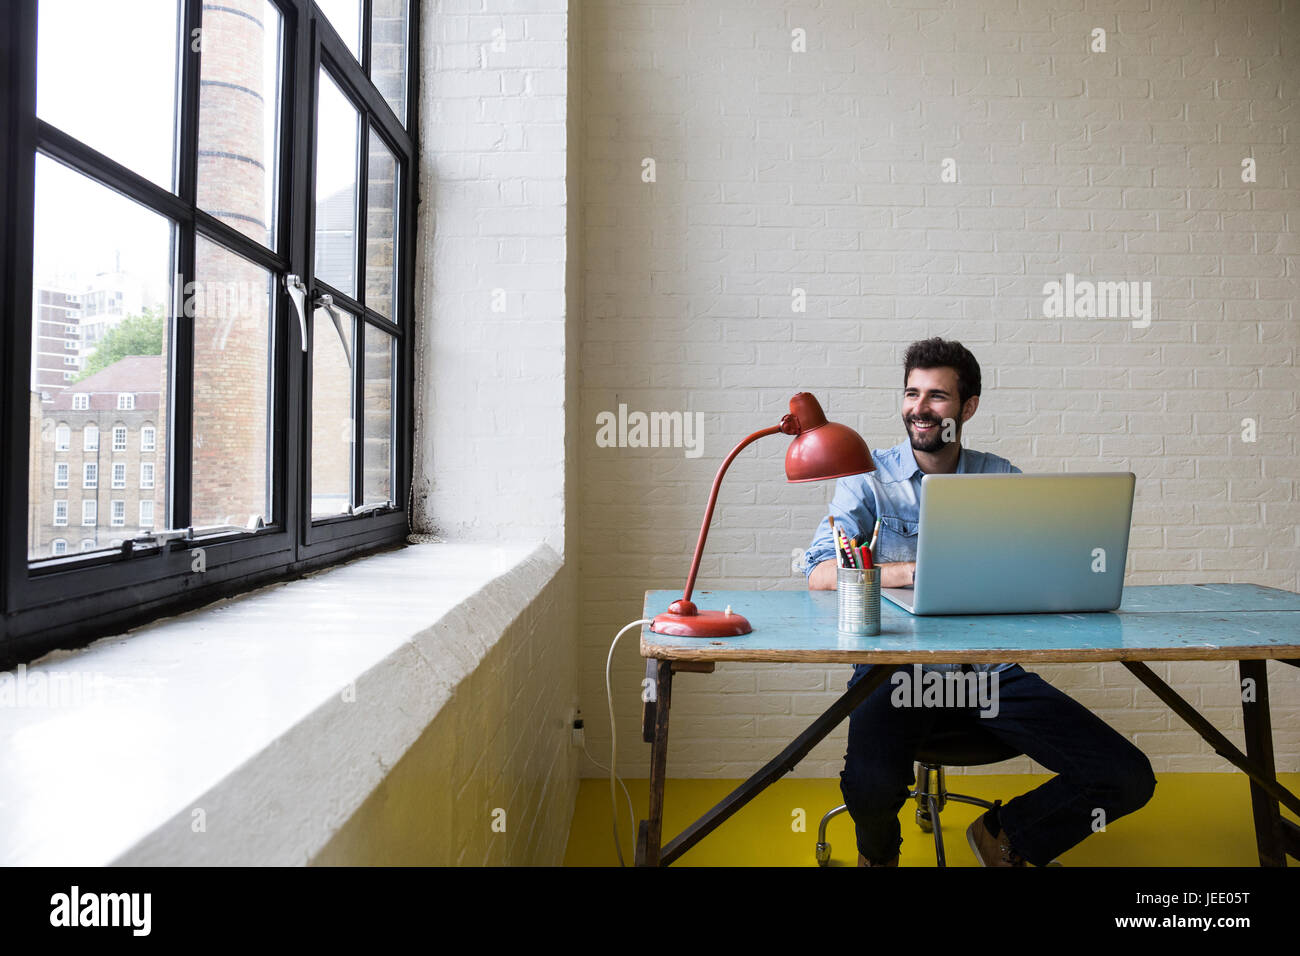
563,773,1300,866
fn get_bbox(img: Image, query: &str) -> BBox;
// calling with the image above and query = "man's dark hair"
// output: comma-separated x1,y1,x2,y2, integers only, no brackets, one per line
903,337,982,407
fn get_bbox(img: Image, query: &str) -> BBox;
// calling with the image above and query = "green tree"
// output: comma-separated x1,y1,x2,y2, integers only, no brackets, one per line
74,307,164,381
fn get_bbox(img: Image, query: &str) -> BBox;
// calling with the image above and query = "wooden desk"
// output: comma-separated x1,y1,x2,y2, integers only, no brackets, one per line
636,584,1300,867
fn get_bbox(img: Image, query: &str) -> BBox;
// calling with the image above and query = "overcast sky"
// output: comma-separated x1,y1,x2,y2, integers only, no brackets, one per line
33,0,357,302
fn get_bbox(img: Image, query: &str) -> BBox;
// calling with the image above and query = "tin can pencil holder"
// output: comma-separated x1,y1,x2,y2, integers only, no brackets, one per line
837,566,881,636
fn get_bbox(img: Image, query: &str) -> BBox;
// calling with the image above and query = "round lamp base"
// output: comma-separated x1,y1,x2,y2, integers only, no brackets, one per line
650,609,752,637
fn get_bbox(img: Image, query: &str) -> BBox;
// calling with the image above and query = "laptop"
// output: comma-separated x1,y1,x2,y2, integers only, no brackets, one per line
881,472,1136,615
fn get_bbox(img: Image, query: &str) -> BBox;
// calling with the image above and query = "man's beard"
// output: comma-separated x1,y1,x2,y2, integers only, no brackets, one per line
903,414,957,453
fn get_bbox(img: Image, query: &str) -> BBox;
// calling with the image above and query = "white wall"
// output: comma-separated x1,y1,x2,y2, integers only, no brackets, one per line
578,0,1300,778
413,0,573,555
358,0,583,863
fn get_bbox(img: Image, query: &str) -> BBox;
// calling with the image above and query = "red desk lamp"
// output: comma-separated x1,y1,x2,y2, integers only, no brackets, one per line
651,392,875,637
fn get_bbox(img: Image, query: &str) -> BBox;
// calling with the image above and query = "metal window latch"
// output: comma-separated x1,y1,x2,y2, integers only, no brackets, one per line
284,274,308,352
313,292,353,367
350,500,393,516
129,527,196,548
129,515,265,551
189,516,267,537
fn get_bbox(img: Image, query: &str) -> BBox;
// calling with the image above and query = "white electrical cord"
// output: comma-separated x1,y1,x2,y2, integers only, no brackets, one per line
580,740,636,859
605,618,653,867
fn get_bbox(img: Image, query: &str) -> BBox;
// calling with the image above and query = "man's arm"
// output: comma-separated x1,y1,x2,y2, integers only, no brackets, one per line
808,558,915,590
801,476,874,588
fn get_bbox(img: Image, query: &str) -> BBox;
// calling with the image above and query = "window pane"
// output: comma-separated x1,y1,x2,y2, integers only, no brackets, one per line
311,305,354,517
365,129,398,319
197,0,283,250
362,325,394,506
36,0,180,190
370,0,408,123
191,238,274,528
29,157,173,561
314,71,360,296
316,0,361,60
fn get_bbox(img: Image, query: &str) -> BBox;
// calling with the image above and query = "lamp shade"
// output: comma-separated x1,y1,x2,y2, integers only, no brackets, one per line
782,392,875,482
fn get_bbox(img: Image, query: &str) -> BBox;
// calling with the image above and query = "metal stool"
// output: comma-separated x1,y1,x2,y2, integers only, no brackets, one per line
816,720,1021,867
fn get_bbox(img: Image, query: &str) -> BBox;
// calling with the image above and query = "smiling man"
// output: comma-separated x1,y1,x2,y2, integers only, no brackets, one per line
802,337,1156,867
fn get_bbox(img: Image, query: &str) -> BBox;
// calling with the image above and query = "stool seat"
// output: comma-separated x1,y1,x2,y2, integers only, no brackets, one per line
914,719,1021,767
816,711,1023,867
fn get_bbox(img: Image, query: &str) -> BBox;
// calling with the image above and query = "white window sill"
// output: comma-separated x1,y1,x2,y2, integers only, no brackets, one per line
0,540,561,866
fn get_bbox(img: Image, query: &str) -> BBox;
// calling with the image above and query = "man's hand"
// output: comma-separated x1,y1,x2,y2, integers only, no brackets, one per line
881,561,916,589
807,559,915,590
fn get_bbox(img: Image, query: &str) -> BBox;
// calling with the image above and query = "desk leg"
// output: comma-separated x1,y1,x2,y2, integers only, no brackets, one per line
654,662,899,867
1240,660,1287,867
636,658,673,867
1124,660,1300,867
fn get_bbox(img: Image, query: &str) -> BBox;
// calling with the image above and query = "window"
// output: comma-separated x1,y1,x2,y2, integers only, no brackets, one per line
53,500,67,526
80,539,95,552
9,0,416,660
51,539,67,556
111,501,125,527
81,500,96,526
54,424,69,450
112,463,126,489
54,463,68,489
139,500,154,528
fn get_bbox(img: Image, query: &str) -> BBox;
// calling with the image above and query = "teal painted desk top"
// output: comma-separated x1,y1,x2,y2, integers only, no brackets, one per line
640,584,1300,664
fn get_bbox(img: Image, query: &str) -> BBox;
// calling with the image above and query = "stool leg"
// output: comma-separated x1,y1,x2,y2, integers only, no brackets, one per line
928,793,945,866
815,805,848,867
914,762,934,833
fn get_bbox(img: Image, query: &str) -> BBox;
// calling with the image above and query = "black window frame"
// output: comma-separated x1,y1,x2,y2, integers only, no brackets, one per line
0,0,418,667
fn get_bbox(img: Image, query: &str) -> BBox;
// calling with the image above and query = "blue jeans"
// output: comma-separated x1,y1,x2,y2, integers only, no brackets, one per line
839,663,1157,866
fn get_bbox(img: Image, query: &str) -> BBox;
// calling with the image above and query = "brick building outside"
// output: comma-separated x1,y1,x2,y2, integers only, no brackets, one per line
31,355,166,559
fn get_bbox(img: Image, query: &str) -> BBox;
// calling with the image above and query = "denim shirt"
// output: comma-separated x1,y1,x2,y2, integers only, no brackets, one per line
801,439,1021,674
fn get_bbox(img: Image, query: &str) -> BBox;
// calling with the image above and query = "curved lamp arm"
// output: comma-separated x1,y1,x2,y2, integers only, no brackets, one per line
674,424,783,611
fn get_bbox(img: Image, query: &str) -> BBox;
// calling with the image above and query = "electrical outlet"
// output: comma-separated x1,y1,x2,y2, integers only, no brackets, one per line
571,711,584,748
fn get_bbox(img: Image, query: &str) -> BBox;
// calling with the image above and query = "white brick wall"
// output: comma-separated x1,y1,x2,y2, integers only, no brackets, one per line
402,0,581,863
578,0,1300,779
312,554,577,866
413,0,572,555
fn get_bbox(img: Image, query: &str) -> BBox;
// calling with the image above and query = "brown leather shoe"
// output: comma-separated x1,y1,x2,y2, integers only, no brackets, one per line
858,852,899,867
966,809,1026,867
